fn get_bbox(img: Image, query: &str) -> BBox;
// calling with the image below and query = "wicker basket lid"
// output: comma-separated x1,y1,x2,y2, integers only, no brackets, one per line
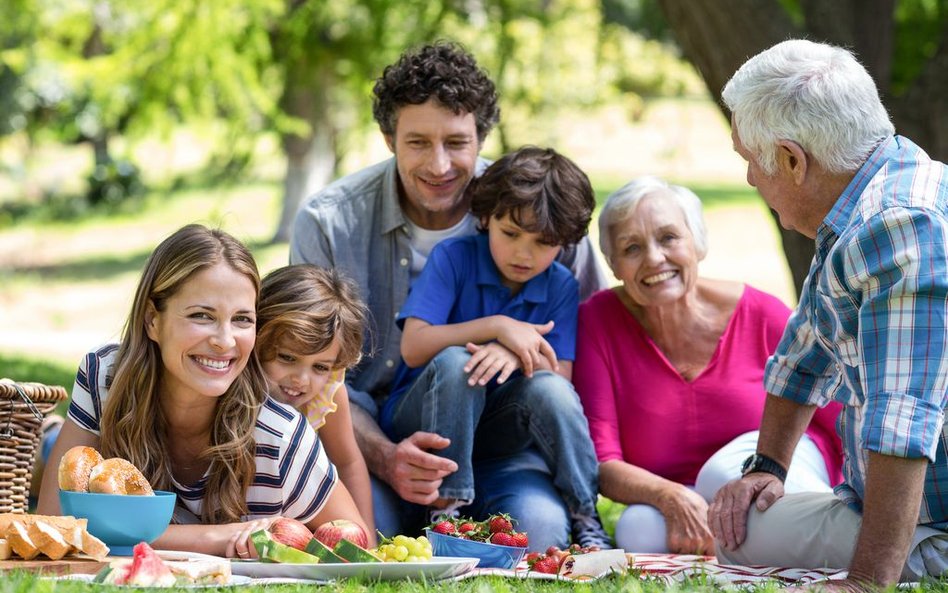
0,379,68,404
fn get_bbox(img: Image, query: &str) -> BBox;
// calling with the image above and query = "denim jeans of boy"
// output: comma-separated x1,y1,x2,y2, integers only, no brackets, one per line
387,346,600,517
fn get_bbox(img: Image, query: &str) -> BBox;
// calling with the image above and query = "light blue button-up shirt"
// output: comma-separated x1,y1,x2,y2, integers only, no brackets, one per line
764,136,948,528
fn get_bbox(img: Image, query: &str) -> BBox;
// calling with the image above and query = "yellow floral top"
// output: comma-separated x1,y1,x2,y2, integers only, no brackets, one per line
300,369,345,430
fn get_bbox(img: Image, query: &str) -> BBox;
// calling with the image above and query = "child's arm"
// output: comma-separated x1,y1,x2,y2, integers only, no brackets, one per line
319,385,377,544
401,316,558,375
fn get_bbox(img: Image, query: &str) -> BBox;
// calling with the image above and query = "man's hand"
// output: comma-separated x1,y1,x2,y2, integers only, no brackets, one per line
708,473,784,551
658,485,715,554
384,432,458,506
493,318,558,376
464,342,521,385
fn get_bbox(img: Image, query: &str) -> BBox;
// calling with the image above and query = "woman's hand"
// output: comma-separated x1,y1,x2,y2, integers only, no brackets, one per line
658,485,715,555
224,518,274,560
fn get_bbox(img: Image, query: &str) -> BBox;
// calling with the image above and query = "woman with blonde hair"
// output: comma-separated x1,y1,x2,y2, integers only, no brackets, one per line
38,224,366,557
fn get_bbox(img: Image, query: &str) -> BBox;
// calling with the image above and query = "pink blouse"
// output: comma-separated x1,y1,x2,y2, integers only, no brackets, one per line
574,286,843,486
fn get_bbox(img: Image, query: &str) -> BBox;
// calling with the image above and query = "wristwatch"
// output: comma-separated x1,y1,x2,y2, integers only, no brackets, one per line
740,453,788,483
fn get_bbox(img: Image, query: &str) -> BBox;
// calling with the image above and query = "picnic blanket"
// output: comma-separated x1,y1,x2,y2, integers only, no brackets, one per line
456,553,849,586
50,553,851,586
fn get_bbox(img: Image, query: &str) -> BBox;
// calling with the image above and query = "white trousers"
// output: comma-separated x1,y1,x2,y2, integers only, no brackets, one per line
715,491,948,580
614,431,831,553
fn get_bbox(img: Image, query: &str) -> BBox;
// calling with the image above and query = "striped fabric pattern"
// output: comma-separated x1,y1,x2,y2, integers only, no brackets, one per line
67,345,336,524
764,135,948,528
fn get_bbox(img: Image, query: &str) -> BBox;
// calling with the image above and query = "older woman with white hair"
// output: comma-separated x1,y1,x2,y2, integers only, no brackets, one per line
573,176,843,554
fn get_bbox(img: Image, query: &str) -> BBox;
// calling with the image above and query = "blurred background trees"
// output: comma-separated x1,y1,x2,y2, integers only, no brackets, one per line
1,0,945,294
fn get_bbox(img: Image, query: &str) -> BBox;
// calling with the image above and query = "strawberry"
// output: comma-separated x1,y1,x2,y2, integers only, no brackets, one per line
532,555,560,574
488,514,513,534
490,532,516,546
545,545,561,556
525,552,542,563
511,532,529,547
457,521,478,534
432,520,456,535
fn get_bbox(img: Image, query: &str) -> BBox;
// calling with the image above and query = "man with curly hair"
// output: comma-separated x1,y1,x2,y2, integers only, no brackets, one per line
290,42,607,548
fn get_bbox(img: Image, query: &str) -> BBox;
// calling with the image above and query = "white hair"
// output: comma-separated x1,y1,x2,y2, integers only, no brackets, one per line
722,39,894,175
598,176,708,266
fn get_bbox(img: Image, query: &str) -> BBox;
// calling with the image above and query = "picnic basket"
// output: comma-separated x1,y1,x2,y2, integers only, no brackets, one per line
0,379,68,513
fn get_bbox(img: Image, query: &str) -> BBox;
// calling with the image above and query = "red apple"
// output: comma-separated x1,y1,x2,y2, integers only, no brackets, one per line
313,519,368,549
268,517,314,551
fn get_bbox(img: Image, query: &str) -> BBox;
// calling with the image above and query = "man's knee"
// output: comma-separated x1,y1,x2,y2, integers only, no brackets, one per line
715,492,859,569
502,485,569,552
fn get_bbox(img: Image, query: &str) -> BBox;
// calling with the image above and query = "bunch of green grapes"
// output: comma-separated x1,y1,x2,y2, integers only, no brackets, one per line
374,534,433,562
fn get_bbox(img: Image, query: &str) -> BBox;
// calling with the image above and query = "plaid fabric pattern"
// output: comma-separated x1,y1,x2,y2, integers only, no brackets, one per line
764,135,948,528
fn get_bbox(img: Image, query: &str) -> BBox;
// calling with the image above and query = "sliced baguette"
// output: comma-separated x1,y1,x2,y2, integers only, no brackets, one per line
28,521,73,561
77,529,110,561
0,513,86,534
0,537,10,560
5,521,40,560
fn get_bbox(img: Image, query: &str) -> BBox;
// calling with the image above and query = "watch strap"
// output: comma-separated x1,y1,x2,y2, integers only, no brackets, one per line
741,453,788,483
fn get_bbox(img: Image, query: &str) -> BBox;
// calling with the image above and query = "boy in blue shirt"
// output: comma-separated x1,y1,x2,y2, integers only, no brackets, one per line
381,146,610,548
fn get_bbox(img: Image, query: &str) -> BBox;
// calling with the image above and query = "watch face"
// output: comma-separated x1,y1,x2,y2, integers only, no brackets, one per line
741,454,759,475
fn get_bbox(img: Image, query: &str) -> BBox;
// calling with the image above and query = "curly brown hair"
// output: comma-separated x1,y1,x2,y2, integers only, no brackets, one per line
372,41,500,143
469,146,594,246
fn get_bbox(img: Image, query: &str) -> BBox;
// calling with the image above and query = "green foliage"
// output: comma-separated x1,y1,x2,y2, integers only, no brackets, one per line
0,352,75,391
85,159,143,207
600,0,670,41
891,0,947,94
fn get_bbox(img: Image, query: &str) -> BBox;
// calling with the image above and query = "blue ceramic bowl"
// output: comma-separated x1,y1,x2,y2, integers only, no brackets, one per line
59,490,176,556
426,529,526,569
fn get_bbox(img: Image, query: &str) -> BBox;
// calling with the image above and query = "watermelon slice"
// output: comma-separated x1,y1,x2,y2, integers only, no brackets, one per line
98,542,176,587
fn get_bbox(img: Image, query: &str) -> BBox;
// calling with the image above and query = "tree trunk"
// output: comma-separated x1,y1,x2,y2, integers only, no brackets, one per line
271,60,336,244
656,0,947,300
657,0,813,298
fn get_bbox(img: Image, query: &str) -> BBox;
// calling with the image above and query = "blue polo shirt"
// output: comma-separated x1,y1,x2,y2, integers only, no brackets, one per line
380,234,580,432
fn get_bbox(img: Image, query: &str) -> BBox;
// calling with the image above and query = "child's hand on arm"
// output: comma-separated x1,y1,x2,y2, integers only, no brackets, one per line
492,318,559,376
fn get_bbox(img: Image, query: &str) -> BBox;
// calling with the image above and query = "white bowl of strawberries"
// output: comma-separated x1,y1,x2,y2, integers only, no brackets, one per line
426,514,527,569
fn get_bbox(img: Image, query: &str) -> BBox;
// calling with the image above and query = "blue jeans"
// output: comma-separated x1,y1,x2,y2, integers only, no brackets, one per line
371,448,570,552
386,347,600,524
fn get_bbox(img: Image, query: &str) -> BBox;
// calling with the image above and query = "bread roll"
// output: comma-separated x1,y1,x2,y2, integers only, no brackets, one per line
88,458,154,496
58,446,104,492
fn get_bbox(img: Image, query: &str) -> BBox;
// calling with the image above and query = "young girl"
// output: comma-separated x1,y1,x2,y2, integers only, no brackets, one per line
37,224,367,558
256,265,375,541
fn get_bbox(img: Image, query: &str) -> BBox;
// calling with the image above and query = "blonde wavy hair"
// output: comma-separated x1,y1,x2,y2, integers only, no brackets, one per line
256,265,368,371
100,224,267,524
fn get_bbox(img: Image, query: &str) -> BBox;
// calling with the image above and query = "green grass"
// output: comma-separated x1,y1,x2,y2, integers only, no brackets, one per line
1,565,946,592
0,353,75,391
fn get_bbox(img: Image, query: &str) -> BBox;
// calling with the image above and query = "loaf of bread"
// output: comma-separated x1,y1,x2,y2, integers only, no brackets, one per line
0,513,109,561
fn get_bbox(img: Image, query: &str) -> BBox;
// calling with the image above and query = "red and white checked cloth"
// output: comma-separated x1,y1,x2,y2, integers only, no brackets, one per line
631,553,848,586
455,553,849,586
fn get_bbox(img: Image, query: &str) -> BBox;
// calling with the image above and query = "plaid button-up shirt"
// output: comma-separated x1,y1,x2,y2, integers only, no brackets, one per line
764,135,948,529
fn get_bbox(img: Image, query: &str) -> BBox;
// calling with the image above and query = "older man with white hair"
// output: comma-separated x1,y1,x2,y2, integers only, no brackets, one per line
708,39,948,590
